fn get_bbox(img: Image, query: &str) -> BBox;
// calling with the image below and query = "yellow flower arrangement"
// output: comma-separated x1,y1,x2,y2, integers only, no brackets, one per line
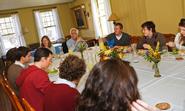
99,41,125,61
144,41,161,77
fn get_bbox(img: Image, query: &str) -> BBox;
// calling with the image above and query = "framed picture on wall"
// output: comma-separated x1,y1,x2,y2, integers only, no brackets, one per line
72,4,88,29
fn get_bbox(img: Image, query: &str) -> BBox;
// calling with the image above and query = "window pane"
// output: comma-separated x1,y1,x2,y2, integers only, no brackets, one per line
0,15,25,55
1,34,20,52
43,26,57,41
35,9,62,41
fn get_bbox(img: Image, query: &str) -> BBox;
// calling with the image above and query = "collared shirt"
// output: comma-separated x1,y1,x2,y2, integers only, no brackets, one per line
54,78,76,88
66,38,76,51
116,34,123,40
66,38,88,52
15,61,25,68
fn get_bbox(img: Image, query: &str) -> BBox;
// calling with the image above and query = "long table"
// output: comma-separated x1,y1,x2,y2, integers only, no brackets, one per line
49,52,185,111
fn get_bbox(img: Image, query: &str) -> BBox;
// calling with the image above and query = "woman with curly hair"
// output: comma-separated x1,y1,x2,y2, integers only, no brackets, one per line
44,55,86,111
77,58,159,111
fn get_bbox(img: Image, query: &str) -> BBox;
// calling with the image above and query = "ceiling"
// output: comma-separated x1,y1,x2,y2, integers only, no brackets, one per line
0,0,74,10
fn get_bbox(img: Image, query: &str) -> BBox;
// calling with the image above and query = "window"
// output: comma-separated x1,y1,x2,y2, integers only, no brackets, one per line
0,14,25,56
91,0,113,38
34,8,63,42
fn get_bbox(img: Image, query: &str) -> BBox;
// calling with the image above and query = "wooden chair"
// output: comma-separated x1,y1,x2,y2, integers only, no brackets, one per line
86,39,98,47
163,33,175,42
0,74,24,111
22,98,35,111
131,36,141,44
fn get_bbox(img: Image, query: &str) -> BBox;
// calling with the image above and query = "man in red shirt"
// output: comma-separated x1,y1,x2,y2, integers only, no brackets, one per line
44,55,86,111
16,48,53,111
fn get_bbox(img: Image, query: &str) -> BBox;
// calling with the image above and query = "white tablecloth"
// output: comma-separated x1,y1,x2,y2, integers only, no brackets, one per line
49,52,185,111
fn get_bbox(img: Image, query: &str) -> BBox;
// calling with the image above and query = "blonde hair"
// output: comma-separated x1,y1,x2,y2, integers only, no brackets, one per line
70,28,79,35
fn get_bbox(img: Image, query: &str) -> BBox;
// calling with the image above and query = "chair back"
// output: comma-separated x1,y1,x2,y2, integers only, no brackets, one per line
22,98,35,111
0,74,24,111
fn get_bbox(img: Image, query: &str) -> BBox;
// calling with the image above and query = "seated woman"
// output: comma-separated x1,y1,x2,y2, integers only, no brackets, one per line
44,55,86,111
77,58,159,111
167,18,185,50
66,28,88,52
40,35,56,53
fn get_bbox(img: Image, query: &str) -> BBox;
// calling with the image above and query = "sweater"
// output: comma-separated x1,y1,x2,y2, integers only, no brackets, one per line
106,32,131,47
137,32,166,51
16,65,51,111
44,83,79,111
7,63,23,96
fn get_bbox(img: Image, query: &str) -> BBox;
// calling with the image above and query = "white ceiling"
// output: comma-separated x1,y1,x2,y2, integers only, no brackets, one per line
0,0,74,10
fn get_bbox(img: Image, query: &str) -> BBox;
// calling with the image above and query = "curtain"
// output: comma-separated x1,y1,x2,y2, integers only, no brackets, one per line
91,0,113,38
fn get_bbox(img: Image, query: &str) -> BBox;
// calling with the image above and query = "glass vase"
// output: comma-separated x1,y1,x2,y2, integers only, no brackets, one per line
80,51,84,59
153,63,161,77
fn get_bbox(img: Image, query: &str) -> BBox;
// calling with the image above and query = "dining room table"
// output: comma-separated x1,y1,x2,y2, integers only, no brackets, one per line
48,47,185,111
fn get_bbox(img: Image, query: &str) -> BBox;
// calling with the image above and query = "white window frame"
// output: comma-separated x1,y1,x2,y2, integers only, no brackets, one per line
34,8,63,42
91,0,113,38
0,14,25,56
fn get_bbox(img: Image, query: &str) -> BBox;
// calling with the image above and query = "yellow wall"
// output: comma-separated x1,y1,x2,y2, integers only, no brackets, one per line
110,0,147,35
1,0,185,45
0,3,75,45
110,0,185,35
68,0,96,39
145,0,183,34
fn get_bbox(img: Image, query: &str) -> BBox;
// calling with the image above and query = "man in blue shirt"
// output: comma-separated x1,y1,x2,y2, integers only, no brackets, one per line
106,23,131,48
66,28,87,52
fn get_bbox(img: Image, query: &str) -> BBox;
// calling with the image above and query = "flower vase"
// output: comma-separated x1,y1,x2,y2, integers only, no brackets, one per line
80,51,84,59
153,63,161,77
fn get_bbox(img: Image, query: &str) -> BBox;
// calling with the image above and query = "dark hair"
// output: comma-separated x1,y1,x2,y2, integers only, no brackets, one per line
6,47,17,63
41,36,52,48
34,48,53,62
179,18,185,27
16,46,31,61
59,55,86,81
115,23,123,29
77,58,140,111
178,18,185,44
5,47,18,74
141,21,156,32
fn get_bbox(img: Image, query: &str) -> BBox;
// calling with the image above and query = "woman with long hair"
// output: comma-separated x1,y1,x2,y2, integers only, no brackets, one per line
40,35,55,53
167,18,185,50
77,58,159,111
77,58,139,111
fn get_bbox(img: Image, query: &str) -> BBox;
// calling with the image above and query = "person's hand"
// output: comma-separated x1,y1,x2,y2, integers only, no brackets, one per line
143,44,150,49
131,100,160,111
113,46,121,49
166,42,175,47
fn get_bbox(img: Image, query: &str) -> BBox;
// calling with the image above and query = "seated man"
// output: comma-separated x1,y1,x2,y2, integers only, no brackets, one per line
105,23,131,48
137,21,166,51
66,28,87,52
44,55,86,111
7,46,31,95
16,48,53,111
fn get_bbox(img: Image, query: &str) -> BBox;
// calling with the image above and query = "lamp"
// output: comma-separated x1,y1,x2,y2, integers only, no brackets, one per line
108,13,119,25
